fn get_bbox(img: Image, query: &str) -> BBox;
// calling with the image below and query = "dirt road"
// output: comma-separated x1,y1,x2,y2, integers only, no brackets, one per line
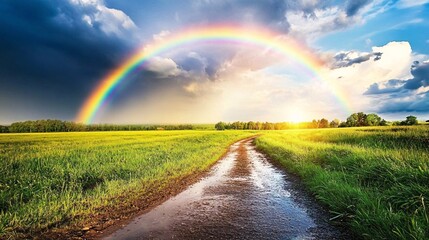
104,138,350,239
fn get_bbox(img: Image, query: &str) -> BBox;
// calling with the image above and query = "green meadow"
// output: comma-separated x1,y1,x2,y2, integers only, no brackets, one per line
1,126,429,239
0,131,254,238
256,126,429,239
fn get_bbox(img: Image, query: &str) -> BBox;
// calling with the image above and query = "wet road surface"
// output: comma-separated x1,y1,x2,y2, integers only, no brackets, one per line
104,138,349,240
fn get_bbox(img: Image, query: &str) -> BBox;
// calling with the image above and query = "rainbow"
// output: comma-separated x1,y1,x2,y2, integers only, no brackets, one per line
76,25,351,124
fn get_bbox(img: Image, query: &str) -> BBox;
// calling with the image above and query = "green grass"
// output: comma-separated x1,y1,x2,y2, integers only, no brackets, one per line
2,126,429,239
0,130,254,238
255,126,429,240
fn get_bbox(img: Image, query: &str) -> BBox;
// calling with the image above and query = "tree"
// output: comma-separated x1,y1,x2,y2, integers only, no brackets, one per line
339,122,347,128
247,121,256,130
311,119,319,128
365,113,382,126
319,118,329,128
215,121,226,130
231,121,244,130
262,122,274,130
346,112,379,127
0,125,9,133
401,115,418,125
346,113,358,127
329,119,340,128
380,119,388,126
356,112,367,126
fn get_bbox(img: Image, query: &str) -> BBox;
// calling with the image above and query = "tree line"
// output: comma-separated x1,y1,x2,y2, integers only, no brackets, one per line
214,120,343,130
215,113,420,130
0,113,421,133
0,119,194,133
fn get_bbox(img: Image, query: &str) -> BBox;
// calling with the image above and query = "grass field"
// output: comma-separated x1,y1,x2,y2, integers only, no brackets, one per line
2,126,429,239
256,126,429,240
0,130,254,238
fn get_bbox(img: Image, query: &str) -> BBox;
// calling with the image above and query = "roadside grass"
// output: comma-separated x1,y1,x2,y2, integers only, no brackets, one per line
255,126,429,240
3,126,428,239
0,130,254,238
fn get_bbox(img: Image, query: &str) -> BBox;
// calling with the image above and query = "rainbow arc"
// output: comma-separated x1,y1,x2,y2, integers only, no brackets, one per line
76,25,351,124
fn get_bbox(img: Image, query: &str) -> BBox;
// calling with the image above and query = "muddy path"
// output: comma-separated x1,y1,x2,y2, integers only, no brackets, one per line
103,138,352,240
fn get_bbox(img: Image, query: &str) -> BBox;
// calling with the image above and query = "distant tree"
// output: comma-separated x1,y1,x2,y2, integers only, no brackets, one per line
215,121,226,130
319,118,329,128
338,122,347,128
231,121,244,130
392,121,401,126
346,113,358,127
380,119,388,126
401,115,418,125
262,122,274,130
329,119,340,128
356,112,367,126
365,113,382,126
311,119,319,128
0,125,9,133
346,112,373,127
4,119,201,133
426,120,429,123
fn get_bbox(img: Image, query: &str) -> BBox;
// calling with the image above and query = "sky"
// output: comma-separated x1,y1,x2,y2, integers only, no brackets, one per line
0,0,428,124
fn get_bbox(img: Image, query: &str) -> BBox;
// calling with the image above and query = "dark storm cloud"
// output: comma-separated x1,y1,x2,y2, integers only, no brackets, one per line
365,61,429,95
365,61,429,114
0,0,134,121
403,61,429,90
333,51,382,68
378,91,429,113
0,0,132,80
364,79,406,95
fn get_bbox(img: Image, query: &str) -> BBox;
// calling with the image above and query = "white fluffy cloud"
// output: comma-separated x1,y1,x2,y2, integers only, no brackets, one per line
287,7,352,40
286,0,393,40
70,0,137,37
145,57,182,78
324,41,414,114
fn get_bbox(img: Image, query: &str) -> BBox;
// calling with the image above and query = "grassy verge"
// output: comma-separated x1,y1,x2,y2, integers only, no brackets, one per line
255,126,429,239
0,130,254,238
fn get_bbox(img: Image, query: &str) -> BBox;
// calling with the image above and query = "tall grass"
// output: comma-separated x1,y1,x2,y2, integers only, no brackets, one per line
3,127,428,239
255,126,429,239
0,130,253,238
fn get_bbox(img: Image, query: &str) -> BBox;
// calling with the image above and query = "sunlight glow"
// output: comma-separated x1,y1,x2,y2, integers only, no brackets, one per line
286,107,308,123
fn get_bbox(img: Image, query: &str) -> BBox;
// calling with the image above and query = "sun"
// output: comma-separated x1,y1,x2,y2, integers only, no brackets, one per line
285,107,307,123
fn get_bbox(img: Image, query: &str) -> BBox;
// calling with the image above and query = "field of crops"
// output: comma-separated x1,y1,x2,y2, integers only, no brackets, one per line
256,126,429,239
0,130,254,238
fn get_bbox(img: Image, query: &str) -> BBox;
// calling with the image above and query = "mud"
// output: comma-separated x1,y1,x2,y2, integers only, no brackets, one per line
103,138,352,240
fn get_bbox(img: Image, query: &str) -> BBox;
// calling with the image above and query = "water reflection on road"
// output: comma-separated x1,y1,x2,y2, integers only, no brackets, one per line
105,138,345,240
